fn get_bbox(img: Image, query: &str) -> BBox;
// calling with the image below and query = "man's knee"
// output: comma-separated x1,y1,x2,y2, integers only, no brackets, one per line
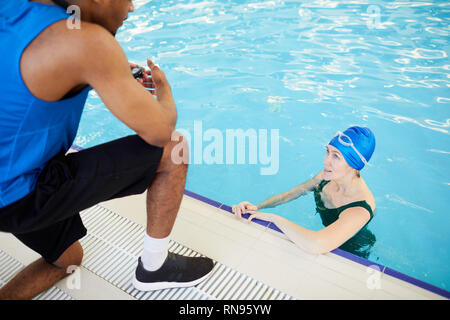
52,241,83,269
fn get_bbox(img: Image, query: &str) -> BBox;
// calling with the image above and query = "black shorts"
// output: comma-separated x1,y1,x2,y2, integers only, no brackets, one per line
0,135,163,264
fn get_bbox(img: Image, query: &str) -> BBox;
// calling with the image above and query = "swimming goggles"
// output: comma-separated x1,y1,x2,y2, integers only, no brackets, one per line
333,131,371,167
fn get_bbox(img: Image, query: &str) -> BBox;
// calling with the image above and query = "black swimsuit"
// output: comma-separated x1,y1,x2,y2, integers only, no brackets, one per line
314,180,376,259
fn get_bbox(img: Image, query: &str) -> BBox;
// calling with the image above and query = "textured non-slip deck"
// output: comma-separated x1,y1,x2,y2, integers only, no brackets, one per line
79,205,293,300
0,250,73,300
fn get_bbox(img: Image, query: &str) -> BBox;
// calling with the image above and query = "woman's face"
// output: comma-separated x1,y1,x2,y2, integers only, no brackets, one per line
323,144,354,180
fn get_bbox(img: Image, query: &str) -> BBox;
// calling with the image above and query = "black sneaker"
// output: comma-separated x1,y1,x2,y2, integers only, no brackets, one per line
132,252,215,291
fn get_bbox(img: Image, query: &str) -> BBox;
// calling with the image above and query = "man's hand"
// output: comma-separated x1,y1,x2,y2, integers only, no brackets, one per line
129,59,170,97
129,61,153,93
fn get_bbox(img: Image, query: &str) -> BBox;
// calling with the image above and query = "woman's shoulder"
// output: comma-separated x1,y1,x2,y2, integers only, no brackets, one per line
310,171,326,190
325,177,376,212
360,178,376,212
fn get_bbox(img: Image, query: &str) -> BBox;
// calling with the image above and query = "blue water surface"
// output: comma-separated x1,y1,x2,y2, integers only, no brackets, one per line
75,0,450,291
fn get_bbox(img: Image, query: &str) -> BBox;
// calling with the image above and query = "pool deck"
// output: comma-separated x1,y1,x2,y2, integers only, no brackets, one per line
0,186,447,300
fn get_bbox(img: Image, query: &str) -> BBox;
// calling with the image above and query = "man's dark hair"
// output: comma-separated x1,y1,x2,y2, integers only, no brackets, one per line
51,0,70,10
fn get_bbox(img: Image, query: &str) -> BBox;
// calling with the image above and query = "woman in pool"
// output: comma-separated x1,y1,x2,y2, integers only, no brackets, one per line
233,126,376,258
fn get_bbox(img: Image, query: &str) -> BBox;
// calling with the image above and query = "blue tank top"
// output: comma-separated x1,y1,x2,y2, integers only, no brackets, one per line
0,1,90,208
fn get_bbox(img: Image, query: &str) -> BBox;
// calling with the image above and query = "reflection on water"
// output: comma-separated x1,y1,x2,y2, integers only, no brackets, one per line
340,228,376,260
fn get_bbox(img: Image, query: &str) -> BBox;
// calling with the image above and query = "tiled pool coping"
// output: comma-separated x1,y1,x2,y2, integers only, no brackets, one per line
183,189,449,299
71,144,449,299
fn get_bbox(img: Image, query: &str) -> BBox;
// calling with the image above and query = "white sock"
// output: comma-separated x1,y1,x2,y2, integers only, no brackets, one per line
140,233,169,271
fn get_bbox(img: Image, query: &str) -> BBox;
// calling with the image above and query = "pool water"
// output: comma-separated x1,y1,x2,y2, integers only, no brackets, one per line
75,0,450,291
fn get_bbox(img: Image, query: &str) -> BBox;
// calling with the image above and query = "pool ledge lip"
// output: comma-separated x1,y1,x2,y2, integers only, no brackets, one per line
183,188,450,300
70,144,449,299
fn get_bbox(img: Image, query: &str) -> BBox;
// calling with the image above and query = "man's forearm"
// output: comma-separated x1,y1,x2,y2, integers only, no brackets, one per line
139,86,177,147
156,85,177,128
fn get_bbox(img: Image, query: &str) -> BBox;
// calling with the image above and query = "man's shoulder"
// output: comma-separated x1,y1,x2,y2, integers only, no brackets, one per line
45,20,116,53
40,20,125,72
21,20,121,101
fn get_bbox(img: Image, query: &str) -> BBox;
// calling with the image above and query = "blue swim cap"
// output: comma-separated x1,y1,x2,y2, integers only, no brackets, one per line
328,126,376,170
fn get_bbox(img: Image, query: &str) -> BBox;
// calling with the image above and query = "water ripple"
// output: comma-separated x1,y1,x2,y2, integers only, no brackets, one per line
385,194,434,214
361,106,449,134
399,48,448,59
159,1,216,12
427,149,450,155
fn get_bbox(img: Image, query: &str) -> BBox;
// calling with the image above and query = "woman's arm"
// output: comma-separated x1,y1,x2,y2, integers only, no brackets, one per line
248,211,321,253
232,171,322,218
312,207,371,253
257,171,324,210
247,206,371,255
